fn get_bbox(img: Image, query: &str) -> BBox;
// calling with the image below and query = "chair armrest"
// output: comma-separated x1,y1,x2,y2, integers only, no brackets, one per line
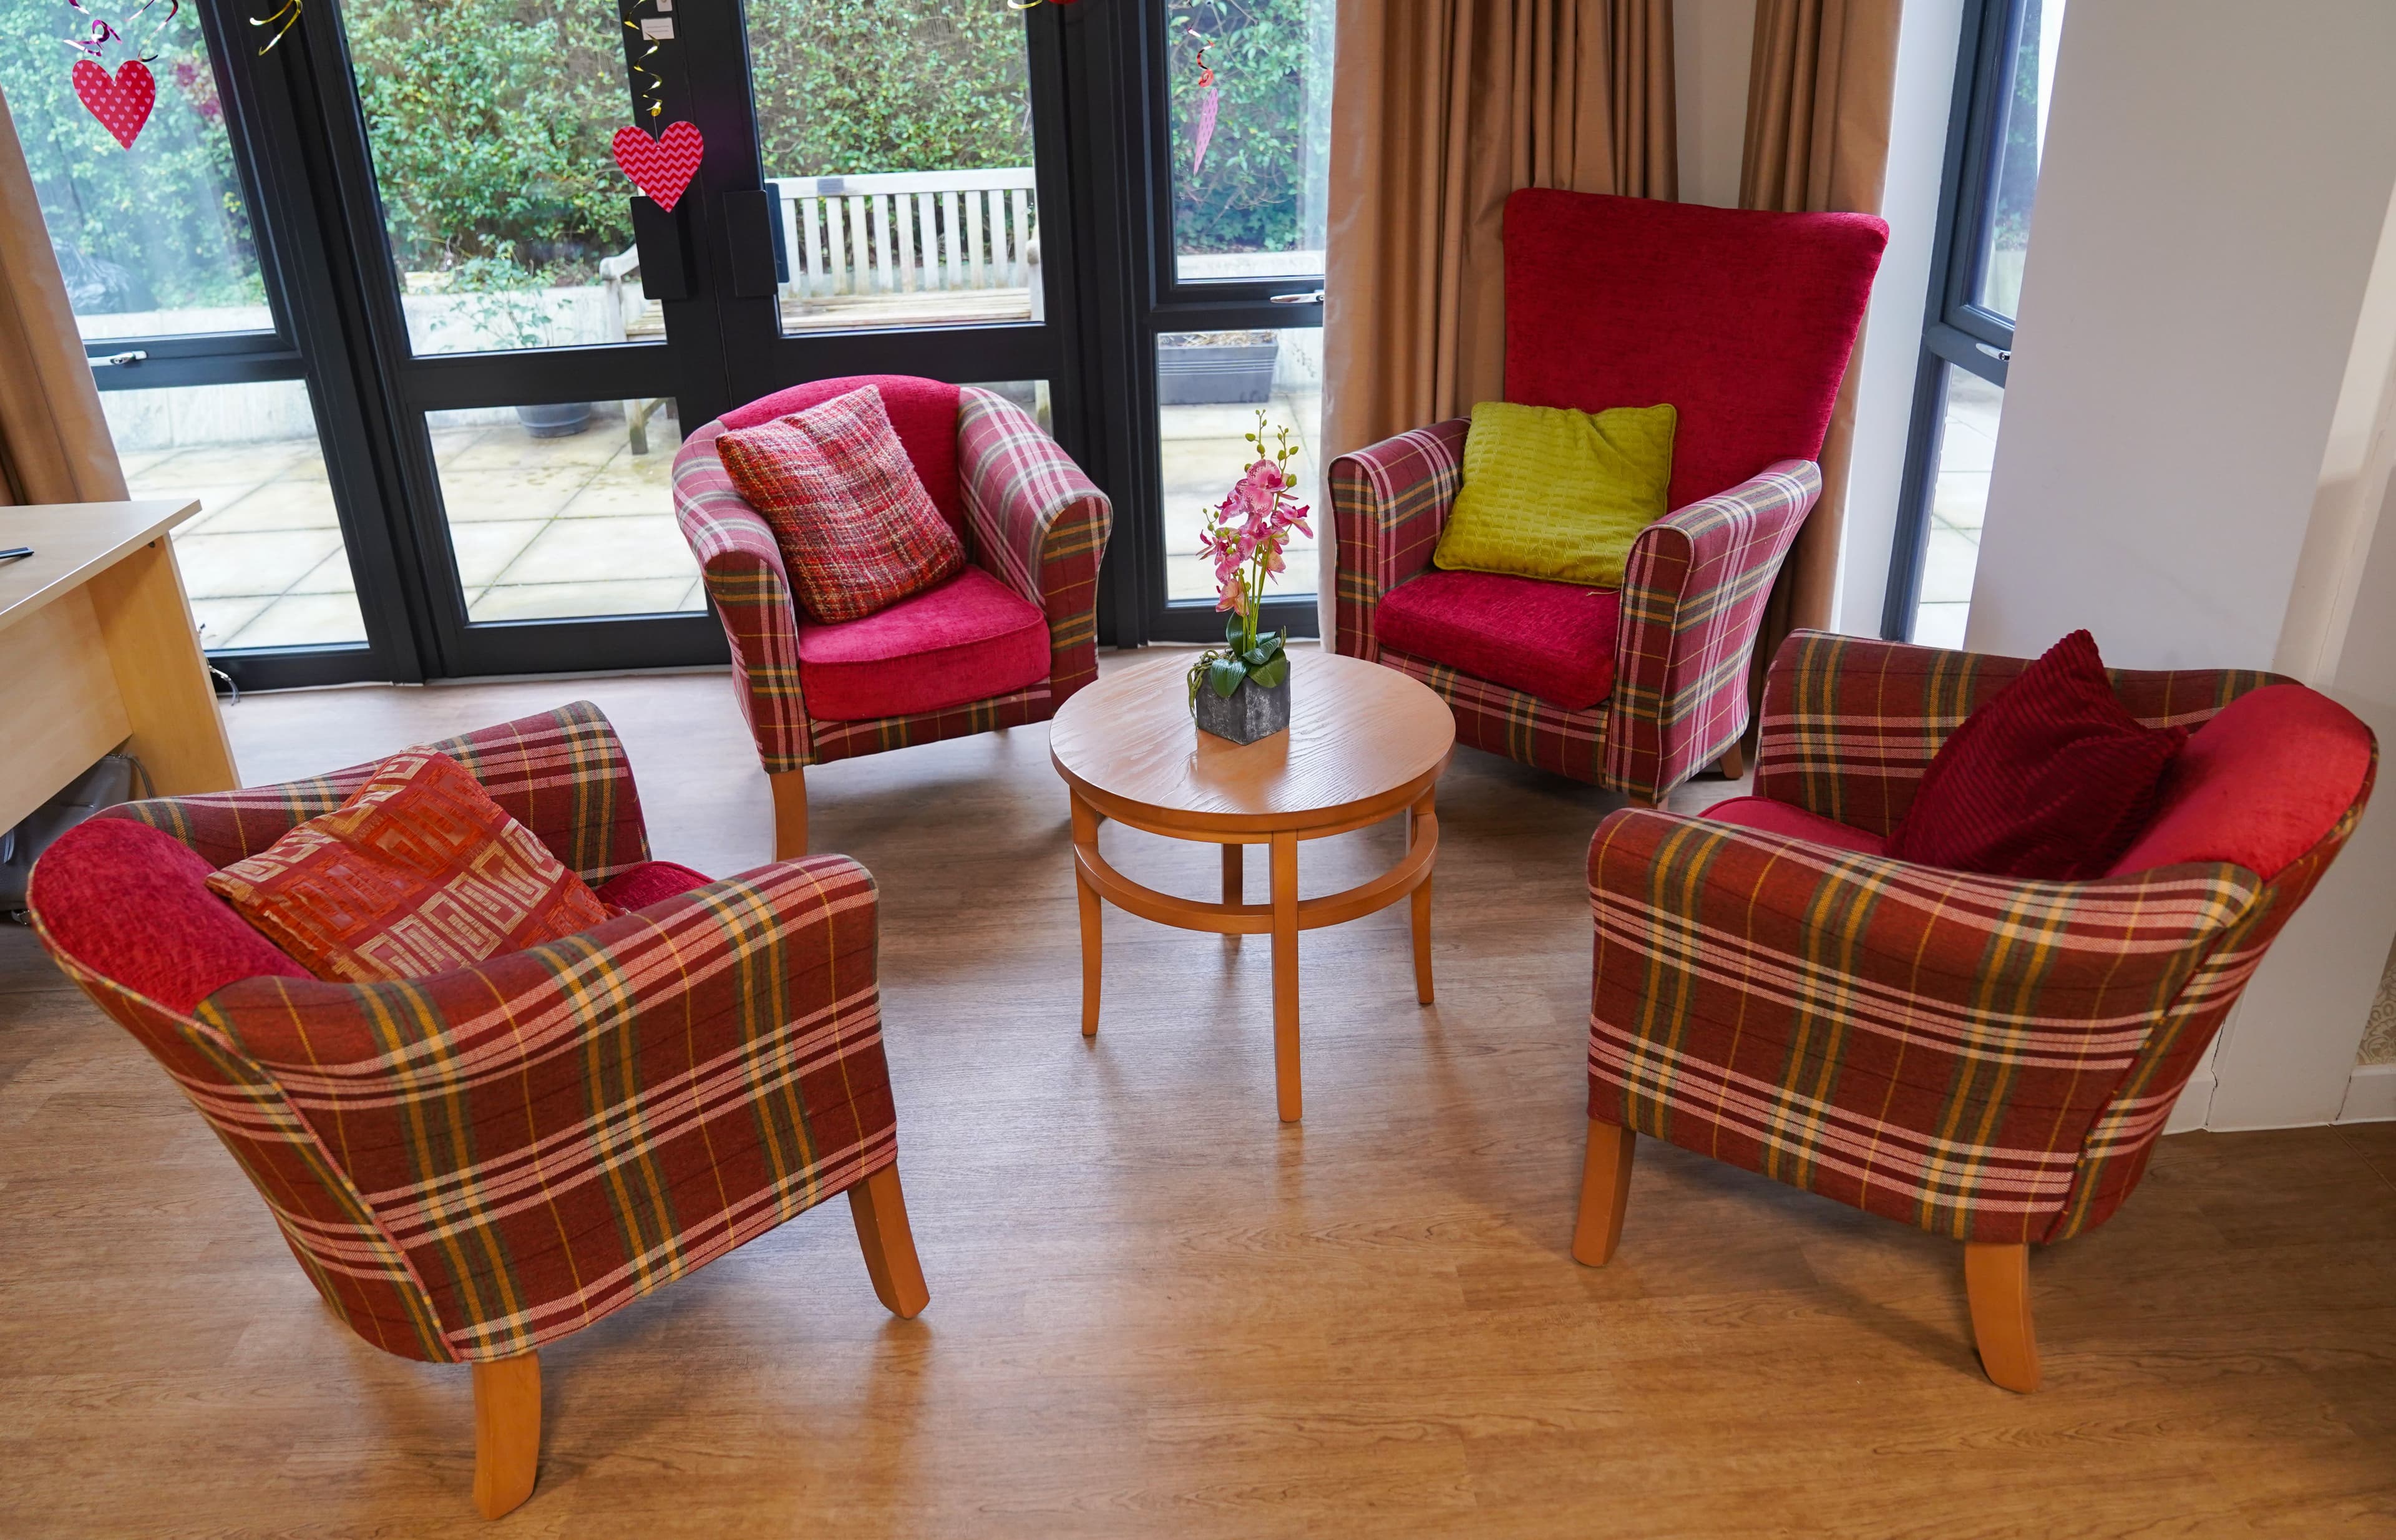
672,424,812,772
1603,461,1820,803
1585,806,2264,1244
102,701,651,884
195,855,893,1361
1327,418,1469,661
958,387,1113,706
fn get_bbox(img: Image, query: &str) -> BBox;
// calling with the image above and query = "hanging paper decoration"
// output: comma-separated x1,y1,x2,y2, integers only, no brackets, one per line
1189,34,1219,177
613,122,705,212
249,0,302,54
72,57,154,149
623,0,670,127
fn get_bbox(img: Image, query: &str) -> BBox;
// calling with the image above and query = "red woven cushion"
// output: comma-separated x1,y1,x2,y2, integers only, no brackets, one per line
205,749,613,982
595,859,713,910
1700,796,1887,856
2108,683,2375,880
1378,569,1620,711
1886,630,2189,880
797,566,1051,722
721,374,964,531
716,384,966,624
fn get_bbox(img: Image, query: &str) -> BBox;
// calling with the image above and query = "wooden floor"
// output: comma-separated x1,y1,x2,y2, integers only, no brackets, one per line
4,653,2395,1538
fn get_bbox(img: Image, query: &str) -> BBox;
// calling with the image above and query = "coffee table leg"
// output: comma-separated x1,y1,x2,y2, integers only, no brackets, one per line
1270,829,1301,1123
1072,792,1103,1037
1222,842,1243,947
1410,789,1436,1006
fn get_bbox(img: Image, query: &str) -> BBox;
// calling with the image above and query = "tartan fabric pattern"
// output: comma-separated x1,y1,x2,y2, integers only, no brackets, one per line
1381,647,1607,784
34,710,899,1365
716,386,965,625
958,386,1112,709
1328,417,1468,664
1591,638,2375,1247
675,422,812,771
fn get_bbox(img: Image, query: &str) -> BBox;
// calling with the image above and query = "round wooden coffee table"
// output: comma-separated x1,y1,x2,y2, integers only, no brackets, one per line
1049,649,1456,1122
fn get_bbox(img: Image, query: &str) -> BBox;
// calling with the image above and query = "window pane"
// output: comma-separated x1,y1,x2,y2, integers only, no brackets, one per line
427,400,703,622
746,3,1039,334
1970,0,2067,319
1911,366,2004,650
0,12,270,336
346,0,640,355
1169,0,1335,283
1159,326,1322,602
107,382,369,650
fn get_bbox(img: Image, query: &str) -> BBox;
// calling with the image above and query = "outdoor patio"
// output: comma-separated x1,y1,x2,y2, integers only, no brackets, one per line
1911,369,2003,648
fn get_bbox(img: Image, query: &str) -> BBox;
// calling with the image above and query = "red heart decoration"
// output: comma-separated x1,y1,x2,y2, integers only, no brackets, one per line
611,121,705,213
72,58,155,150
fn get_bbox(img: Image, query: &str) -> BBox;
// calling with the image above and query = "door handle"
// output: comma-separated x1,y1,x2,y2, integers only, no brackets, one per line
1269,290,1325,305
89,349,149,369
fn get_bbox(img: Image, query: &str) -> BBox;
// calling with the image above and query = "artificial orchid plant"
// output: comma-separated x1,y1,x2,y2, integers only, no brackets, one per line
1188,410,1312,709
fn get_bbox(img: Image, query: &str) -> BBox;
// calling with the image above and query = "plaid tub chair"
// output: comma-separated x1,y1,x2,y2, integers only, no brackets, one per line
1570,631,2377,1391
674,375,1112,859
27,703,928,1518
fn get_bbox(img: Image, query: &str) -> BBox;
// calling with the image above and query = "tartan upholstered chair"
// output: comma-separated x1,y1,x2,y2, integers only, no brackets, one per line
1571,631,2377,1391
674,374,1112,858
1329,190,1887,806
26,703,928,1519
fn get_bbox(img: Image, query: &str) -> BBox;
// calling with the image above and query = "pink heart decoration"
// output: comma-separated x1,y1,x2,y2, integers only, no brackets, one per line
611,121,705,212
73,58,155,150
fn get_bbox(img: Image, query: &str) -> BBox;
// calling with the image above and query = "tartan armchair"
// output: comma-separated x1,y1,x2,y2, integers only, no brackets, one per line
1571,631,2377,1391
1329,190,1886,805
674,375,1112,858
26,703,927,1518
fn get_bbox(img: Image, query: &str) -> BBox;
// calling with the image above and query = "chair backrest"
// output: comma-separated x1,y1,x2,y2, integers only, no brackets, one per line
718,374,966,533
1503,190,1888,512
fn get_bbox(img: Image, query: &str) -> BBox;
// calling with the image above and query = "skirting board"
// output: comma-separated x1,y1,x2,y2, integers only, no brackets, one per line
2337,1062,2396,1123
2165,1068,2216,1135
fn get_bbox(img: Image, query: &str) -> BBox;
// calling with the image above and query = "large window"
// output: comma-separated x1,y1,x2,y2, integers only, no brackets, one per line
1885,0,2065,646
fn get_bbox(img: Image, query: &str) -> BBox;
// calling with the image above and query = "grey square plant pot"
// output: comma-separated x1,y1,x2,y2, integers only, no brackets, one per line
1194,674,1292,745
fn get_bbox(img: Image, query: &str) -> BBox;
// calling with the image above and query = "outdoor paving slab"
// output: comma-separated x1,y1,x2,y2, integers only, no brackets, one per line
500,515,699,588
226,592,369,649
469,578,699,623
447,520,549,588
190,480,343,534
172,529,346,600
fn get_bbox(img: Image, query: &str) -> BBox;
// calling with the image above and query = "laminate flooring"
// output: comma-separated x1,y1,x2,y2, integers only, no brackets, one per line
3,653,2393,1538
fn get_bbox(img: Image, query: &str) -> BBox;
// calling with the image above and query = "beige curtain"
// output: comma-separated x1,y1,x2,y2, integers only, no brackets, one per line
0,86,127,509
1320,0,1676,641
1739,0,1901,658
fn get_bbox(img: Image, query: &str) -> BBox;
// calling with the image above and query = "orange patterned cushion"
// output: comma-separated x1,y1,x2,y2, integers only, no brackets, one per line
715,383,965,623
205,749,612,982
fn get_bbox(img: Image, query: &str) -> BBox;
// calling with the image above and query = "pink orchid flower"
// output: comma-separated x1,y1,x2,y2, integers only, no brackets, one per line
1214,570,1247,613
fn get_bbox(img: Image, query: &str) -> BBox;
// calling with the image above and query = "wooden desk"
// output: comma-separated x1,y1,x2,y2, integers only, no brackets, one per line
0,500,238,831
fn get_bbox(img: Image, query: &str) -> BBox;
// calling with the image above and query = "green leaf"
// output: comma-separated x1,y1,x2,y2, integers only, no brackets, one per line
1208,657,1247,699
1250,653,1290,690
1225,611,1245,648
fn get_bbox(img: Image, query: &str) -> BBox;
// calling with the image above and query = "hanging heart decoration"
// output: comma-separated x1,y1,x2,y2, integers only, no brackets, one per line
72,57,156,149
612,121,705,212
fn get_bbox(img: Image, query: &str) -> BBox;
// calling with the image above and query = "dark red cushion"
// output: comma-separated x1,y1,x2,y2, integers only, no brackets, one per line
2109,684,2374,880
1377,569,1620,711
1504,190,1887,511
1700,796,1887,856
596,860,714,910
797,565,1051,722
1886,630,2188,880
721,375,963,532
27,817,310,1015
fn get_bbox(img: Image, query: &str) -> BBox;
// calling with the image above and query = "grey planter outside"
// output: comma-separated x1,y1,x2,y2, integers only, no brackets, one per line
1194,673,1292,745
1158,343,1278,406
516,401,593,438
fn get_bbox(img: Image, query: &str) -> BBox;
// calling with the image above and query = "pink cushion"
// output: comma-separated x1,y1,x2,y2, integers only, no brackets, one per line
798,565,1051,722
2108,684,2375,880
596,860,713,910
27,817,310,1015
721,374,964,532
1700,796,1887,856
1504,190,1887,510
1378,569,1620,711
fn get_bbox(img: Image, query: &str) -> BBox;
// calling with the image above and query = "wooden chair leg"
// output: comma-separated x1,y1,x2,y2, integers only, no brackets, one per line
1222,842,1242,948
1717,738,1746,779
1571,1118,1637,1266
1964,1241,2042,1393
771,766,809,860
471,1351,540,1520
848,1162,931,1320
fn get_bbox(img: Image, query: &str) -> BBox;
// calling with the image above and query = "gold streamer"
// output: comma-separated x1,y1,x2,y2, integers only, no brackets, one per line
249,0,302,54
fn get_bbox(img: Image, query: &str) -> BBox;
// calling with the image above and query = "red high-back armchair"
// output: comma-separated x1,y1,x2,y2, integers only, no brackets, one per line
1330,190,1887,805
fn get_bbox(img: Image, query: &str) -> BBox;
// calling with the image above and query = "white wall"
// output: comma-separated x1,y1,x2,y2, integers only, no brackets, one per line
1964,0,2396,1128
1673,0,1754,208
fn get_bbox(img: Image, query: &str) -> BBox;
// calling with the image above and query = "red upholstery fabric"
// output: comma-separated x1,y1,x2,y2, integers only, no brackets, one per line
207,749,613,982
596,859,714,910
1503,190,1887,510
2110,684,2375,880
1698,795,1886,856
1376,569,1621,711
27,817,309,1015
798,565,1052,722
720,374,965,531
1886,631,2188,880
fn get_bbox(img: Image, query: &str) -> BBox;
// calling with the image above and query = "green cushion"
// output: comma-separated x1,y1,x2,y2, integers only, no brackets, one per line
1432,401,1677,588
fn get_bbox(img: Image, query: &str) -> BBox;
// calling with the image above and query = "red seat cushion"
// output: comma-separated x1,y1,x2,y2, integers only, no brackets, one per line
721,374,964,532
1886,630,2188,880
2108,684,2375,880
596,860,714,910
798,565,1051,723
1700,796,1887,856
1377,569,1620,711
